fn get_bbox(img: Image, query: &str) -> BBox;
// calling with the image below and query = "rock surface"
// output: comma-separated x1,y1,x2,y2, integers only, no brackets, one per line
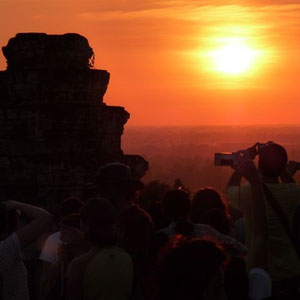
0,33,147,206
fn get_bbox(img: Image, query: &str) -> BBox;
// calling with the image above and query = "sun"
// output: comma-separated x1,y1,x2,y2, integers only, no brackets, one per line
210,39,258,75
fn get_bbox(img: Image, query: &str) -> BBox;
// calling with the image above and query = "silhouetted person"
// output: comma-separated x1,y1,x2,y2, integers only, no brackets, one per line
39,197,83,299
66,198,133,300
40,197,83,264
152,189,247,267
155,151,272,300
0,201,52,300
43,214,83,300
199,208,231,236
191,188,231,235
155,237,227,300
162,189,193,236
145,201,169,232
227,143,300,296
136,181,170,231
94,163,154,292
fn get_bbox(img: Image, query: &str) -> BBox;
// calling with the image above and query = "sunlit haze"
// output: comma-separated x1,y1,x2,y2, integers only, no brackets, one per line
1,1,300,126
209,38,259,75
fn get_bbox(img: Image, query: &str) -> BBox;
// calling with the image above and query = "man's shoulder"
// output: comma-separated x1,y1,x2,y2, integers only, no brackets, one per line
39,231,61,263
266,183,300,205
67,250,91,275
266,182,300,198
45,231,61,243
267,182,299,190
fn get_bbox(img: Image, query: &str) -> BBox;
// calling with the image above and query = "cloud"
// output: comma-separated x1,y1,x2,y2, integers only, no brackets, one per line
70,0,300,24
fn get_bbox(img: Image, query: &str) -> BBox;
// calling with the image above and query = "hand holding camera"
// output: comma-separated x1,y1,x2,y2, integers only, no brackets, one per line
215,141,274,167
215,143,259,167
231,151,260,183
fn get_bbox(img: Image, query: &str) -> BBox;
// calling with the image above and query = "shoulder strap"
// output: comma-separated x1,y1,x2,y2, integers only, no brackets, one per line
263,184,296,247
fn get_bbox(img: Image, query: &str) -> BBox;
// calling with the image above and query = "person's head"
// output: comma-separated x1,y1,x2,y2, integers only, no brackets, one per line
80,198,116,247
258,143,288,178
162,190,190,222
191,188,227,224
95,163,143,205
60,197,83,218
156,236,227,300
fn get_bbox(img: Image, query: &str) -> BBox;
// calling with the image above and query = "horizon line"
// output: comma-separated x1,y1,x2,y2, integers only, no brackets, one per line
125,123,300,128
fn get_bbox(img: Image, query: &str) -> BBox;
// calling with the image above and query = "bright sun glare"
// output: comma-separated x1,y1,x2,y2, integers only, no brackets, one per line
210,38,258,75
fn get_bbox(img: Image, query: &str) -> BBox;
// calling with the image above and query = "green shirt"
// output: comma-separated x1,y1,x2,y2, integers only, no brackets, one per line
227,182,300,282
69,246,134,300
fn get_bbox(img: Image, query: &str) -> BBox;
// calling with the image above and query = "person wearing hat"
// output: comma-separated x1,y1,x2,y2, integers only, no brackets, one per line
94,163,154,293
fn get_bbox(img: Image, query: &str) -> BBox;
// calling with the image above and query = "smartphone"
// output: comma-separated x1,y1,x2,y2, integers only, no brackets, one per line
214,153,236,166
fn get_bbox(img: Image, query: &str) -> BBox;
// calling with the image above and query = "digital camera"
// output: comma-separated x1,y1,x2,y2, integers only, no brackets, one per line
214,152,236,166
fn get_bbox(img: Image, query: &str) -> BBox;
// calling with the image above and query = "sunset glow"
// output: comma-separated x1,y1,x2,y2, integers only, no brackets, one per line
210,38,258,75
0,1,300,126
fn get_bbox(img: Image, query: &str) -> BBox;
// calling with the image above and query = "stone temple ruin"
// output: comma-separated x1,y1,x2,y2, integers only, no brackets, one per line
0,33,147,206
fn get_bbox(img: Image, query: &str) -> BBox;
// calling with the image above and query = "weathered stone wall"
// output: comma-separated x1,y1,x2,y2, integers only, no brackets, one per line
0,33,147,206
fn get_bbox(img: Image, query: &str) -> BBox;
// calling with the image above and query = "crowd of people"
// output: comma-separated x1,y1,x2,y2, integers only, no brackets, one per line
0,142,300,300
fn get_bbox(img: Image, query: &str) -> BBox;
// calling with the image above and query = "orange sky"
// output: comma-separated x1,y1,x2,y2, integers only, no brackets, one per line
1,0,300,126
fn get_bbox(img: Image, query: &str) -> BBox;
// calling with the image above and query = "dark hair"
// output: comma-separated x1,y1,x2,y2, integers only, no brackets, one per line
156,236,227,300
174,218,194,236
199,208,231,235
258,143,288,177
191,188,228,224
162,190,190,221
80,198,116,246
61,197,83,217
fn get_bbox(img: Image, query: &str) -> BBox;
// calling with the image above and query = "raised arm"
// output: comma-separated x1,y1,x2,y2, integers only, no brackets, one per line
232,151,268,272
5,200,52,249
227,171,243,190
227,143,258,191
